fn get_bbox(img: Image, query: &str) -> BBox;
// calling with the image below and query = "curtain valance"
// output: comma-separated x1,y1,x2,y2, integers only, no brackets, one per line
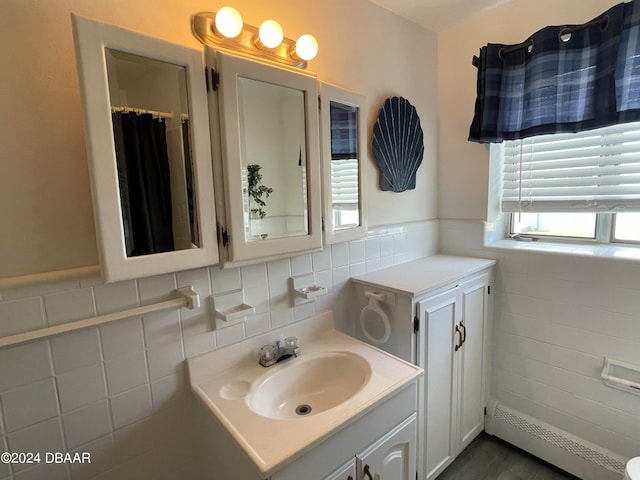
469,0,640,144
330,102,358,159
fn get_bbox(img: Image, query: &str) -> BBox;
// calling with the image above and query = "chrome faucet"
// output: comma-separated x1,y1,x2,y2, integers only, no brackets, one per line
259,336,301,367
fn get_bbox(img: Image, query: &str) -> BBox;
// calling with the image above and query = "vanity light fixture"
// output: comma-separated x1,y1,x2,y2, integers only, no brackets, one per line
191,9,318,69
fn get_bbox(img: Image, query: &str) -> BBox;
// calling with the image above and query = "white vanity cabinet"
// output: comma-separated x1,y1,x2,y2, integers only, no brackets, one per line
418,272,490,479
318,413,416,480
356,414,417,480
351,255,495,480
193,380,418,480
323,458,357,480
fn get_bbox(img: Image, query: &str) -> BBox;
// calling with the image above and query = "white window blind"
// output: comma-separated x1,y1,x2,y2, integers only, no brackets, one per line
502,122,640,213
331,158,359,209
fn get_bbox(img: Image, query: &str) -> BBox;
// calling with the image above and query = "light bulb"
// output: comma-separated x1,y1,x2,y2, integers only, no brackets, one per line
258,20,283,48
214,7,243,39
293,34,318,61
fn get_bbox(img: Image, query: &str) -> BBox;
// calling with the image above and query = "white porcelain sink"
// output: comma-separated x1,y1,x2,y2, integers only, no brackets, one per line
247,351,371,419
187,311,422,475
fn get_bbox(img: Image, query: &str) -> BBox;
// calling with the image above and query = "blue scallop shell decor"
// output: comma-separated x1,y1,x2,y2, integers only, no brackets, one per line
372,96,424,192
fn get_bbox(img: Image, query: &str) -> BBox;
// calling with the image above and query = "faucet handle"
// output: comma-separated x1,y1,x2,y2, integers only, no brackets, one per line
284,336,298,348
260,344,277,362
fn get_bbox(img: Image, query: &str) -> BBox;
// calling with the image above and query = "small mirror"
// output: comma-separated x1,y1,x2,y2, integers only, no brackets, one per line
73,15,218,281
106,49,199,256
236,77,309,241
320,83,367,244
212,50,322,264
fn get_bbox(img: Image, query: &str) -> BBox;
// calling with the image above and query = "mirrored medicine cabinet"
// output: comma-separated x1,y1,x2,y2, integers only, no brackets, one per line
73,15,369,279
207,48,323,266
72,15,218,282
320,83,368,244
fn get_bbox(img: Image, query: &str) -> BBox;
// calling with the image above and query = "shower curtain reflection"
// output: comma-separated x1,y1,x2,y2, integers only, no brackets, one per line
181,119,199,246
112,111,174,257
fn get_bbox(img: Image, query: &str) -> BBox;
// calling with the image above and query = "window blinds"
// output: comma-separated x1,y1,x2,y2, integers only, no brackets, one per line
502,122,640,212
330,159,358,209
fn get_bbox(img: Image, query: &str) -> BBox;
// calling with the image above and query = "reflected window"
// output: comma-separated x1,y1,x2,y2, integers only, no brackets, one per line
330,101,360,230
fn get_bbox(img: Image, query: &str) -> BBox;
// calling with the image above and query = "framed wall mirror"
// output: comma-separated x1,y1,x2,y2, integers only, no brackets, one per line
72,15,218,282
209,49,322,265
320,83,367,244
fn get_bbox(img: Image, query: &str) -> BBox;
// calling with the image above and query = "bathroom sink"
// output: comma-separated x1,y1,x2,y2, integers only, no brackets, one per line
247,352,371,419
187,311,422,475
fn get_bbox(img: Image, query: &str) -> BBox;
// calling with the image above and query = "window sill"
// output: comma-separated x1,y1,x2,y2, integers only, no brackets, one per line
485,238,640,263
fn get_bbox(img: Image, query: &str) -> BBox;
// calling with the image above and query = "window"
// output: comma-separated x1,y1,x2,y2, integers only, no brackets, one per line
500,122,640,245
511,212,597,239
613,213,640,244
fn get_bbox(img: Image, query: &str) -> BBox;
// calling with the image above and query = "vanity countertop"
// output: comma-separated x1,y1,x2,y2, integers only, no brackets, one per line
187,311,422,476
351,254,495,297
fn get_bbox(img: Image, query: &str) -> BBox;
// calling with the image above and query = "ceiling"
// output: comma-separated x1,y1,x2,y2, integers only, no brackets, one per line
367,0,515,32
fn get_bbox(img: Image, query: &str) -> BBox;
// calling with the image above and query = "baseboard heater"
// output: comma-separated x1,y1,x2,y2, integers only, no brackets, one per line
485,400,626,480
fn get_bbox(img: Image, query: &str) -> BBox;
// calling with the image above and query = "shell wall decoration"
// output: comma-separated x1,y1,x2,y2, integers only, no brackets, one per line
372,96,424,192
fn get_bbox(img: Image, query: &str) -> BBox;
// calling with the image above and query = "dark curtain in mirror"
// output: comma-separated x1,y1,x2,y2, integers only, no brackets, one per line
181,119,199,247
112,112,174,256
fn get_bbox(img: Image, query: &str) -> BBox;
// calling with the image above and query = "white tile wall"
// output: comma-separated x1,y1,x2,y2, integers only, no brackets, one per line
0,220,437,480
62,401,112,449
1,379,59,432
56,364,106,412
440,219,640,460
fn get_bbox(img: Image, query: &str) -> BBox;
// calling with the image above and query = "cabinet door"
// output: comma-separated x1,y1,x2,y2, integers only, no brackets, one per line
323,457,357,480
357,414,417,480
457,273,489,449
417,288,461,480
209,48,323,265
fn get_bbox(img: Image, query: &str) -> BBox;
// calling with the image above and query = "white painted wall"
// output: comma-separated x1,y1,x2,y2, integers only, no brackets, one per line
438,0,640,463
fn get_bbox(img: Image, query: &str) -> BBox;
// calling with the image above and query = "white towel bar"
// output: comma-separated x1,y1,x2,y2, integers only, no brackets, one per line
0,286,199,350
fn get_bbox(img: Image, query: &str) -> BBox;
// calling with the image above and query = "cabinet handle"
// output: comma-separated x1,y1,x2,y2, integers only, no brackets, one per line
363,464,374,480
455,324,463,352
459,322,467,345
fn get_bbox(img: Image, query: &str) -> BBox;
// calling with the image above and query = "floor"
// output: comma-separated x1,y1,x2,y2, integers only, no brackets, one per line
437,433,582,480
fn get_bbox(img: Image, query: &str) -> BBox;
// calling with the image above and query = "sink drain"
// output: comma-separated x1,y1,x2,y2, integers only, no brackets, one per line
295,404,312,416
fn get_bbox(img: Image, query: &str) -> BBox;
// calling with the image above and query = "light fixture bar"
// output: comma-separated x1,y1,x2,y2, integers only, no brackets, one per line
191,12,308,69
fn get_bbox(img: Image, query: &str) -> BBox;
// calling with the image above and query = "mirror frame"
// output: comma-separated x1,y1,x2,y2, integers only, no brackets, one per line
72,15,218,282
211,49,322,264
320,83,368,244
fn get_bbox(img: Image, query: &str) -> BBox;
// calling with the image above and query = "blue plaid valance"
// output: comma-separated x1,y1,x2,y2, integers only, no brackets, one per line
469,0,640,143
330,101,358,159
